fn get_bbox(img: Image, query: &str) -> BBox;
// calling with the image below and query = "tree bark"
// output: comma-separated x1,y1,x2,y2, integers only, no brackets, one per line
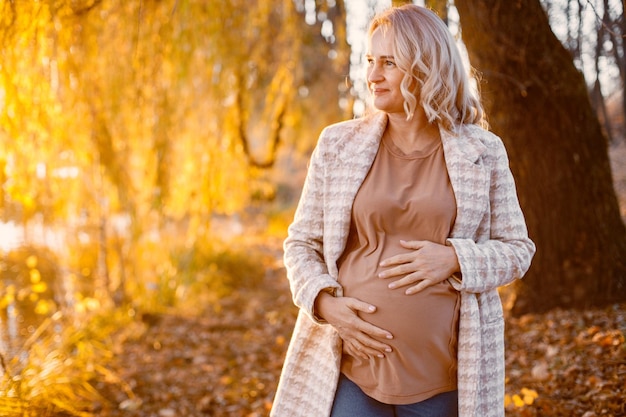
455,0,626,314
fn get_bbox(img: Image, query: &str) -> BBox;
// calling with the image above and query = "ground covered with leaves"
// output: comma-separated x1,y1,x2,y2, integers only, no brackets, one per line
504,305,625,416
96,239,297,417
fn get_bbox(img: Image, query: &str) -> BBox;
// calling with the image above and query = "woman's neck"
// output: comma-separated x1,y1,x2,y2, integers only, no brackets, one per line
385,109,440,154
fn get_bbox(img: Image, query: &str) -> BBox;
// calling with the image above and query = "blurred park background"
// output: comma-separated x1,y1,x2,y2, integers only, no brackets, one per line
0,0,624,416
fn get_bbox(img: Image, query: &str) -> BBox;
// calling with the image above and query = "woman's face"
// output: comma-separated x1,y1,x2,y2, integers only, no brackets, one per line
366,28,406,115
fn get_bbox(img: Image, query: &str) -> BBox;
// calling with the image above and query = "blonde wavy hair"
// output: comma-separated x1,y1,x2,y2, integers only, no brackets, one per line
368,4,486,132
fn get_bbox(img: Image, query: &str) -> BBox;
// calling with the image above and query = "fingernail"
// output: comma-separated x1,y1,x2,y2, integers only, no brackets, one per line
386,334,393,340
385,347,392,352
388,283,395,289
377,354,384,358
368,305,376,312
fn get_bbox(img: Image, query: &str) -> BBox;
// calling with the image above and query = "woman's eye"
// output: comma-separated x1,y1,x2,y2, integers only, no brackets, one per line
385,60,395,66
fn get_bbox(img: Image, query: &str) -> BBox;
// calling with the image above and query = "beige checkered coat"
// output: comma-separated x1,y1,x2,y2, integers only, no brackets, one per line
271,112,535,417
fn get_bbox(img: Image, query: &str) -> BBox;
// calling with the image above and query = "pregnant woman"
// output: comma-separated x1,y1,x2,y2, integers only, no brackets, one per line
270,5,535,417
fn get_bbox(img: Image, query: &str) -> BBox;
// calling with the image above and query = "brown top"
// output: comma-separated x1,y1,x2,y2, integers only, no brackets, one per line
337,132,460,405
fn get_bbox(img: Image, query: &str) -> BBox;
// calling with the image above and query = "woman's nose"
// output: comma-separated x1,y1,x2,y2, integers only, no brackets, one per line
367,65,383,83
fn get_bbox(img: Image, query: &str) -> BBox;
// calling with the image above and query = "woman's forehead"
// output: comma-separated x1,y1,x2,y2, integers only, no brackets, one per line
367,27,394,55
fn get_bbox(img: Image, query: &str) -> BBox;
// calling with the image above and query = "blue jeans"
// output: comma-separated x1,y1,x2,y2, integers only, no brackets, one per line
330,373,458,417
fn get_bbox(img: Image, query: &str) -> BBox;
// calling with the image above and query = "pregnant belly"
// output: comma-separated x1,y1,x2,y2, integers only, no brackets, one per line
343,275,459,344
337,237,460,401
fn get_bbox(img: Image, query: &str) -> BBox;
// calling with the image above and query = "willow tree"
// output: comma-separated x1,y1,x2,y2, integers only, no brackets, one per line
455,0,626,313
0,0,352,306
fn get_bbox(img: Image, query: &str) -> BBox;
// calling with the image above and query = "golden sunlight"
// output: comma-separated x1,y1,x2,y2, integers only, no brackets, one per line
0,221,22,251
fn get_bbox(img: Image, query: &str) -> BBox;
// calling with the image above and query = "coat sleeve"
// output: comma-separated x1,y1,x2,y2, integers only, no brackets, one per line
447,136,536,293
283,131,342,323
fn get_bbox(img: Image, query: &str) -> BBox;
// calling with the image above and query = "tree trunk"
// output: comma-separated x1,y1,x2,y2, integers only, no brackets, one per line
455,0,626,314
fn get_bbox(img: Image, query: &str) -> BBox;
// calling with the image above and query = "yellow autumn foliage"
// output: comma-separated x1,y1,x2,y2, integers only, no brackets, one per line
25,255,37,269
505,387,539,408
29,269,41,284
30,281,48,294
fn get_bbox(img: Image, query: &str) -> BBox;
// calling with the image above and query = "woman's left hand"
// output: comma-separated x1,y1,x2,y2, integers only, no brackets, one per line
378,240,460,294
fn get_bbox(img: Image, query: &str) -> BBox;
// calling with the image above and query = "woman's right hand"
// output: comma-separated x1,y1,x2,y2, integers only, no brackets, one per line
314,292,393,360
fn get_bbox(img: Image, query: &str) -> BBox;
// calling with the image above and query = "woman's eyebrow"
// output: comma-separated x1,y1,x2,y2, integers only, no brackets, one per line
366,54,396,60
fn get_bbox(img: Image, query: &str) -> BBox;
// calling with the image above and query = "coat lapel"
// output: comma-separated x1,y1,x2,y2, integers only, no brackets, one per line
440,127,489,239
